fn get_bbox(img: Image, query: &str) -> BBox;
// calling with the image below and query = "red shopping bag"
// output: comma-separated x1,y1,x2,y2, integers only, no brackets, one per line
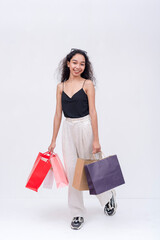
25,151,52,192
50,153,69,188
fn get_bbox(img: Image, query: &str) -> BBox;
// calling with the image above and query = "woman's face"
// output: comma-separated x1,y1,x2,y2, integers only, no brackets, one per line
67,53,86,77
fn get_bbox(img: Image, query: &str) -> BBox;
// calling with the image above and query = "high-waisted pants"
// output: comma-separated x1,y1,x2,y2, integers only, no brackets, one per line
62,114,115,219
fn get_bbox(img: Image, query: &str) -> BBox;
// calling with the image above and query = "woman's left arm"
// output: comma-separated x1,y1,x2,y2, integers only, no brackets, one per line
86,80,101,154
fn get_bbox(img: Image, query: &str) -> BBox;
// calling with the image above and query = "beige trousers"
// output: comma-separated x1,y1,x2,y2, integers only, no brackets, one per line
62,114,115,219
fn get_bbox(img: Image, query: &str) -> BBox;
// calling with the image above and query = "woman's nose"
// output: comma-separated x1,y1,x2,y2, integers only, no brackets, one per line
75,65,81,69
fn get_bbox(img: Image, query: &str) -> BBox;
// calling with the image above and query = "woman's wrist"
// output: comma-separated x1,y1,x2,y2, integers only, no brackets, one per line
93,138,99,143
51,138,56,143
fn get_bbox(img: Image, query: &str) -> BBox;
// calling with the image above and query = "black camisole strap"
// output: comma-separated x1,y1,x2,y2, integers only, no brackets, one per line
63,79,86,92
82,79,87,88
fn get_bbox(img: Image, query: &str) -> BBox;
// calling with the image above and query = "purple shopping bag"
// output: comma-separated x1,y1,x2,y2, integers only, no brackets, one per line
84,154,125,195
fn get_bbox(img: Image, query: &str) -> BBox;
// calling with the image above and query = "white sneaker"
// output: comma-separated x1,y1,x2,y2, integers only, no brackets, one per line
70,216,84,230
104,190,117,216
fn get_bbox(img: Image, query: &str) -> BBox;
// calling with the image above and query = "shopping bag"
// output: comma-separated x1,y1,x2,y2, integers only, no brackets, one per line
72,158,97,190
50,152,68,188
84,152,125,195
42,166,54,189
72,153,101,190
25,151,52,192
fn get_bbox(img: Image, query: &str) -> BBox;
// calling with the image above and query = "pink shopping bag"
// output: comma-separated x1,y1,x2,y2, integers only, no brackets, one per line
42,166,54,189
50,152,68,188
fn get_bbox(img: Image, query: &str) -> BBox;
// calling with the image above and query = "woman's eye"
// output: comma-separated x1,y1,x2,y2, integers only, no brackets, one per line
73,62,84,66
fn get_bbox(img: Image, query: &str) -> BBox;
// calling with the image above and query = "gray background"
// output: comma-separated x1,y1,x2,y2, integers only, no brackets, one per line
0,0,160,201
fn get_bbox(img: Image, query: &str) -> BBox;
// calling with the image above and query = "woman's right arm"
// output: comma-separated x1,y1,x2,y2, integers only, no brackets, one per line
48,83,63,153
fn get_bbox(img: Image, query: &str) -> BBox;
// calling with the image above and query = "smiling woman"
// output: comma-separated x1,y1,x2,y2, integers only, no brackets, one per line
58,48,96,84
48,48,117,230
67,54,86,78
59,50,94,118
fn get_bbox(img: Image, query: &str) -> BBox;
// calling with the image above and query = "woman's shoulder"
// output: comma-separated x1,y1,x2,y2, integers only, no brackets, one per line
84,79,95,89
57,82,63,93
55,82,63,95
85,79,93,83
83,79,95,95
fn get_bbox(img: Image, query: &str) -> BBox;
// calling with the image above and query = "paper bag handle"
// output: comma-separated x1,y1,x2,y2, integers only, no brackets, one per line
43,151,56,157
91,151,106,160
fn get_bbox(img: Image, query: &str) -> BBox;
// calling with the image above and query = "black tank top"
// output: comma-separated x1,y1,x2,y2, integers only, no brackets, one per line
61,79,89,118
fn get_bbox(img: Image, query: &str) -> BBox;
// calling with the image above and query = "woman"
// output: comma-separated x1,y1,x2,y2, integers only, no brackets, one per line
48,48,117,230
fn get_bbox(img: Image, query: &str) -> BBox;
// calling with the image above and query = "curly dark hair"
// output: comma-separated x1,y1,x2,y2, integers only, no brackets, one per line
56,48,96,86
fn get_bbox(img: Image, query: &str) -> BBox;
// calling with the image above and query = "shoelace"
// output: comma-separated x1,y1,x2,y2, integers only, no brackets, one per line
108,201,113,210
73,217,82,223
73,217,79,223
107,193,115,210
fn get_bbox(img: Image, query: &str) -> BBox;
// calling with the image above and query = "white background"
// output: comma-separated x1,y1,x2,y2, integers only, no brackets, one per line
0,0,160,203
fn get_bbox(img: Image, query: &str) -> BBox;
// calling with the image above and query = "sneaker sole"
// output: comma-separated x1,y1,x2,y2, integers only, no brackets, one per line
70,221,84,230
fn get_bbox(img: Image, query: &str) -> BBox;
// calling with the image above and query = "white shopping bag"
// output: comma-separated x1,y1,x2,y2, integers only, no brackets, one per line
42,167,54,189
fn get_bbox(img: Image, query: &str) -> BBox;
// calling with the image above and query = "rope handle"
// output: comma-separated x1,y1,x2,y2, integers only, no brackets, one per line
43,151,56,157
91,151,106,160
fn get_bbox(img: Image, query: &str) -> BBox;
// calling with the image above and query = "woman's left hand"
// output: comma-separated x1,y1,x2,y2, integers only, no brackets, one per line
92,140,101,154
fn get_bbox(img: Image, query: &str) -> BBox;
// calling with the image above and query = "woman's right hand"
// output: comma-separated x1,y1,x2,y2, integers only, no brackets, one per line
48,141,56,153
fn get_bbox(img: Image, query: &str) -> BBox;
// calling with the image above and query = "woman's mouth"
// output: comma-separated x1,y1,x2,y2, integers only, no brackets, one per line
74,70,81,73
